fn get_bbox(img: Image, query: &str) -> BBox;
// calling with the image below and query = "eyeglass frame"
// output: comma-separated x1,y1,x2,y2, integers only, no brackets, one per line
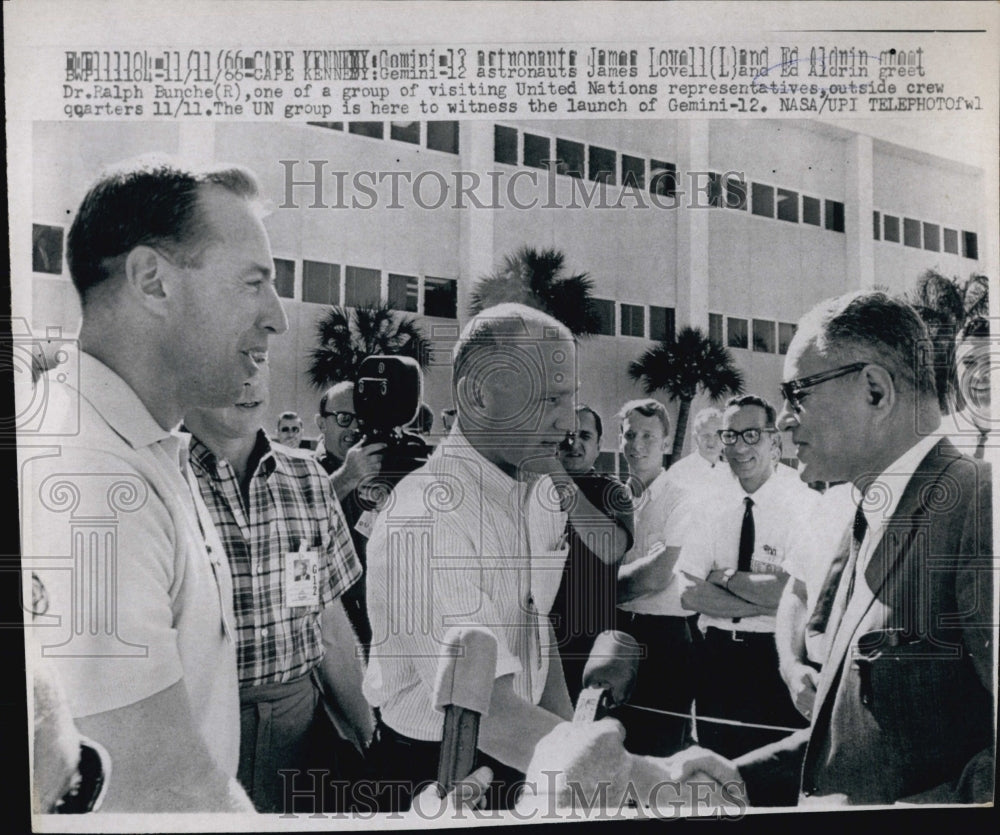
779,362,868,413
320,410,357,428
717,427,779,446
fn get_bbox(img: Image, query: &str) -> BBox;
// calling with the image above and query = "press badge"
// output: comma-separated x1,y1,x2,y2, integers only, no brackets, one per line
354,510,376,540
285,542,319,608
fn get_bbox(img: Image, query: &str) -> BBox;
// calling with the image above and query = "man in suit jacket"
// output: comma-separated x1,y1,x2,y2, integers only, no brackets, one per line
522,291,994,810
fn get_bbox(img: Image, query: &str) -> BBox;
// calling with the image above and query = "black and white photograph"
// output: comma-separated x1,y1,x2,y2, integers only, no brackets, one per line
7,1,998,830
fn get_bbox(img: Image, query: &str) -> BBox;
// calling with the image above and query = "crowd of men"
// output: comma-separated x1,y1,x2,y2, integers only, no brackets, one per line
23,157,995,817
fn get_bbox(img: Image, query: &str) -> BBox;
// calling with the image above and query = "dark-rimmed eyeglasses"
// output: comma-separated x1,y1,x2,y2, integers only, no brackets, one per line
779,362,868,413
321,411,356,428
718,427,777,446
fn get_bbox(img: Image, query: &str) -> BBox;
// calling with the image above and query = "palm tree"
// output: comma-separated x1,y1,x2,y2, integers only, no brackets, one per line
628,326,745,463
468,246,602,335
307,303,432,389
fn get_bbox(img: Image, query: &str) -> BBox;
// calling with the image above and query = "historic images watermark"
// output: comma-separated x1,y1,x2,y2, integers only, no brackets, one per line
278,160,748,212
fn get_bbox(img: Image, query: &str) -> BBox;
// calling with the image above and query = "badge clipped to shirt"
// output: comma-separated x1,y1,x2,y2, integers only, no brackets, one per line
354,509,376,540
285,541,320,608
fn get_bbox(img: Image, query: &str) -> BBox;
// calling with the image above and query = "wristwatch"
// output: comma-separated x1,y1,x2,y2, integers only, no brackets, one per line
721,567,737,590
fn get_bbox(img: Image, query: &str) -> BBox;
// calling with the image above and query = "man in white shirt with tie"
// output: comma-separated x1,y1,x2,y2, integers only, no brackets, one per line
676,395,816,758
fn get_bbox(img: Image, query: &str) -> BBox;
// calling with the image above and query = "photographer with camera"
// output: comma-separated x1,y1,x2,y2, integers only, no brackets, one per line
314,364,432,653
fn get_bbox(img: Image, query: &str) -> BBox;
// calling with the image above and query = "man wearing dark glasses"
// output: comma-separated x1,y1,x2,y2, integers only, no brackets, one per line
676,395,817,758
523,291,993,810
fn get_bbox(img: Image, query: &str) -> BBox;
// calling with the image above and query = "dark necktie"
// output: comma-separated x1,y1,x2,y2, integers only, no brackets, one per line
842,503,868,607
975,431,988,460
737,497,755,572
732,497,754,625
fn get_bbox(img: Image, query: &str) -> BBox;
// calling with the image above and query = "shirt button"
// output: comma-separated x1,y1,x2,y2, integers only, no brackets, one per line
260,627,269,637
861,693,871,706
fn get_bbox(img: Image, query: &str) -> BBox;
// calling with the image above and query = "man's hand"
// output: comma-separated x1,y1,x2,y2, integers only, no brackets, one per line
782,662,819,720
331,437,386,499
406,766,494,818
518,719,633,814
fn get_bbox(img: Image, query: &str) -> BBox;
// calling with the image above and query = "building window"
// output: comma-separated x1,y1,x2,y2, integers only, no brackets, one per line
589,145,616,185
273,258,295,299
753,319,776,353
963,231,979,260
307,121,344,131
523,133,551,169
943,228,959,254
884,214,900,243
649,306,676,342
390,121,420,144
873,211,881,240
32,224,64,274
725,175,747,210
620,303,645,337
708,313,724,345
302,260,341,305
494,125,518,165
751,183,775,218
556,138,585,178
903,218,921,248
622,154,644,189
825,200,845,232
427,121,459,154
923,222,940,252
348,122,384,139
778,322,796,355
802,196,821,226
727,317,748,349
388,273,419,313
424,276,457,318
776,189,799,223
650,160,677,198
344,266,381,307
593,298,615,335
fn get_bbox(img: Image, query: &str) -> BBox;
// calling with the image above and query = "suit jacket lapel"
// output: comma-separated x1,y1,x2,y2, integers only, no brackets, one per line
811,440,958,722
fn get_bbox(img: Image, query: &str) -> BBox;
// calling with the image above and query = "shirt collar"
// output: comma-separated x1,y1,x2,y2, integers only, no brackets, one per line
188,428,274,480
439,425,523,497
78,353,175,450
860,434,940,533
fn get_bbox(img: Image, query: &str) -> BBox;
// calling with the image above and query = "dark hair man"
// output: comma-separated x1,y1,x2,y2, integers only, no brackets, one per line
24,158,288,811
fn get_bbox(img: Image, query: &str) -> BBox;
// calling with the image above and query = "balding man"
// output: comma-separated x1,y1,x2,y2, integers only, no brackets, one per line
527,291,994,809
363,303,577,810
23,159,287,810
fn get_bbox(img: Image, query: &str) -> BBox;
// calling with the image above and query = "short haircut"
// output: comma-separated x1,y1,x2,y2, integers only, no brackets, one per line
961,317,990,341
319,380,354,415
691,406,723,435
278,411,302,427
67,157,261,303
796,291,937,403
725,394,777,428
452,302,572,393
576,405,604,440
409,403,434,433
617,398,670,436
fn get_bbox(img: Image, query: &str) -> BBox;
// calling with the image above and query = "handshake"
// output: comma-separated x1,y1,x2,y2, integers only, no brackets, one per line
516,719,748,819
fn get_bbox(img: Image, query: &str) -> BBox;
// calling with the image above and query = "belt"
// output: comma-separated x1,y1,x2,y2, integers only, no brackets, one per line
705,626,774,644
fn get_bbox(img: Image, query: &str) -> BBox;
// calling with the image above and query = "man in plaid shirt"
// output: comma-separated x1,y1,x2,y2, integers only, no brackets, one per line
185,365,373,813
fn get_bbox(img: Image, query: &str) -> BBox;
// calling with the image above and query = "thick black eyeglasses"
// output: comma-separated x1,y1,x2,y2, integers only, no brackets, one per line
321,410,356,428
779,362,867,413
718,427,777,446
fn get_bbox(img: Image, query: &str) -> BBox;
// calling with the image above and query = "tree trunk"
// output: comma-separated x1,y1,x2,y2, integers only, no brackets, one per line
670,398,692,467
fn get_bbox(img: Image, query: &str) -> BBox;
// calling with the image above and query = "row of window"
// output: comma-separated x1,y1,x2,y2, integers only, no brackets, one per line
493,124,848,232
306,120,460,154
587,300,676,340
276,257,458,319
873,211,978,258
709,312,797,355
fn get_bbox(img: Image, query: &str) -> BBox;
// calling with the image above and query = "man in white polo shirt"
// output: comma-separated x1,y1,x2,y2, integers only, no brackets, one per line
22,159,287,811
